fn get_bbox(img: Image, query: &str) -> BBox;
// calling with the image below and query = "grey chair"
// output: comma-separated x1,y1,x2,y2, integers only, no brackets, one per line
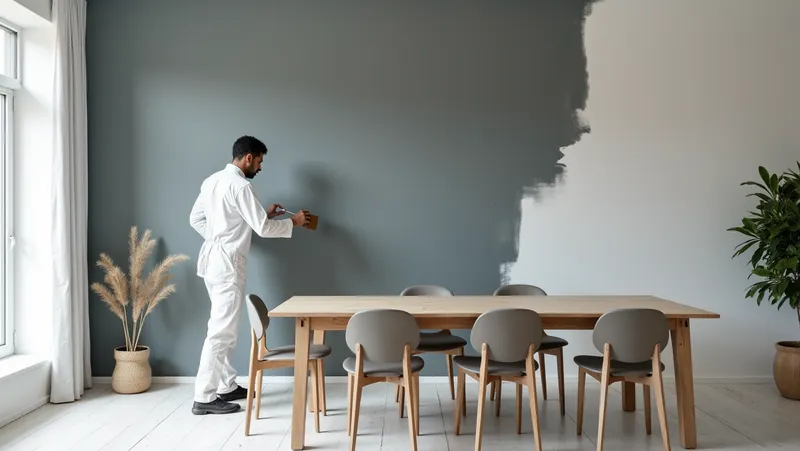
344,309,424,451
243,294,332,436
574,308,671,451
492,284,568,416
398,285,467,402
453,308,544,451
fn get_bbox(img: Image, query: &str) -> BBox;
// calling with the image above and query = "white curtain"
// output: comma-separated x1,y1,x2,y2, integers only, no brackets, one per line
50,0,91,404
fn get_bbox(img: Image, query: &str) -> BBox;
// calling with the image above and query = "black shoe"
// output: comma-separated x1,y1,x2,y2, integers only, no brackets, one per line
217,385,252,402
191,398,241,415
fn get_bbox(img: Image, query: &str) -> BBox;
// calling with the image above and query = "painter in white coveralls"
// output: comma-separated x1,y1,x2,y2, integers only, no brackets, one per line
188,135,310,415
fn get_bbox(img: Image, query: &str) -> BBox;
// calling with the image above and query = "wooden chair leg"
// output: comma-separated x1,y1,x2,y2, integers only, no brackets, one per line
577,368,586,435
557,348,566,416
596,346,612,451
489,381,496,401
653,350,671,451
245,365,257,436
318,359,327,416
255,369,264,419
402,346,419,451
349,380,362,451
538,351,548,400
475,376,488,451
475,345,490,451
414,373,420,435
310,359,320,433
349,351,364,451
526,353,542,451
346,374,353,436
454,368,465,435
447,353,455,400
515,383,522,434
644,383,652,435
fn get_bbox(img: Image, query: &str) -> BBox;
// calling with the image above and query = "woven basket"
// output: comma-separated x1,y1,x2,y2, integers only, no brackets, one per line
112,346,152,394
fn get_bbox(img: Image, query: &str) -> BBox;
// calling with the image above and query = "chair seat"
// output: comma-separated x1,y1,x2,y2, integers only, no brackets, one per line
343,356,425,377
573,355,665,377
416,331,468,352
539,334,568,351
263,344,332,361
453,355,539,376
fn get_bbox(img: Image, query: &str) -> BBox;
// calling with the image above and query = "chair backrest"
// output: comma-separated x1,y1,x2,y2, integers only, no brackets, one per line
400,285,454,296
345,309,421,363
245,294,270,340
592,308,670,363
493,284,547,296
470,308,543,363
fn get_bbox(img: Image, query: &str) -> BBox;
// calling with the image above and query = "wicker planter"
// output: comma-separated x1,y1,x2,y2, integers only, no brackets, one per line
773,341,800,400
112,346,152,394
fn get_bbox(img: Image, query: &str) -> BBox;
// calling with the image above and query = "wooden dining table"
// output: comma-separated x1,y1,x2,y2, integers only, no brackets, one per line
268,294,720,450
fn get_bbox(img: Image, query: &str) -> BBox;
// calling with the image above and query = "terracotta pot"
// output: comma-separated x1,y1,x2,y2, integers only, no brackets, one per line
112,345,152,394
773,341,800,400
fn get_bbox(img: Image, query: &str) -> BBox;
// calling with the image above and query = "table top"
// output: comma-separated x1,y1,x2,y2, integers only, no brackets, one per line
268,295,720,319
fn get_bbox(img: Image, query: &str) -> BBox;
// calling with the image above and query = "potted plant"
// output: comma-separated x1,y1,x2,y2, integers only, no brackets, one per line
91,226,189,394
728,163,800,400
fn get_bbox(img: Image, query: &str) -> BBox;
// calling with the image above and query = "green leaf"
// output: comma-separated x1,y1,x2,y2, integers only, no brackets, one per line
776,279,790,298
752,267,772,278
759,166,771,188
741,181,770,194
747,192,772,203
733,240,759,258
727,226,756,238
750,248,764,267
770,173,780,193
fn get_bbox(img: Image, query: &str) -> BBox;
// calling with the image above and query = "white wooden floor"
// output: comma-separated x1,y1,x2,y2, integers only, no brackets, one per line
1,380,798,450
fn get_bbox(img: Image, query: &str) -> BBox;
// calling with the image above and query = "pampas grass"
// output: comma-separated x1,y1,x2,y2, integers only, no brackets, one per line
91,226,189,352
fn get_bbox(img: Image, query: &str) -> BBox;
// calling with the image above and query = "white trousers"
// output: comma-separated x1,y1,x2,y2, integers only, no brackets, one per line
194,277,245,403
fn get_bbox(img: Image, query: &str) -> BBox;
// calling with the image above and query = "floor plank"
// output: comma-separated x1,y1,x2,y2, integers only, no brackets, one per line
1,380,797,450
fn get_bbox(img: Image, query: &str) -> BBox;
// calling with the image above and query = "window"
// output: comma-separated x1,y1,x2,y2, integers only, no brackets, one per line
0,18,16,359
0,23,18,79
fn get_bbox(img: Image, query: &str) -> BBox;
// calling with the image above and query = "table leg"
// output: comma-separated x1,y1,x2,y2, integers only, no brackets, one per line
291,318,311,450
671,319,697,449
622,382,636,411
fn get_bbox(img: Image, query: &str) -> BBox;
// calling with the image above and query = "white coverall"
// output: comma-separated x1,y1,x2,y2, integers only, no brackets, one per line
189,163,293,403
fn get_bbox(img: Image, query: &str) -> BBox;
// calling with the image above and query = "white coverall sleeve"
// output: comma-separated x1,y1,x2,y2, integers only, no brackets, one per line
189,194,207,236
235,184,294,238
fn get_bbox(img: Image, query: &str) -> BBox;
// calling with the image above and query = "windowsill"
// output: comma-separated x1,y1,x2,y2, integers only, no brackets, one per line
0,354,49,380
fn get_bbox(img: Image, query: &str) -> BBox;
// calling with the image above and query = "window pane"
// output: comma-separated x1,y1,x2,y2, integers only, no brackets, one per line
0,25,17,79
0,93,5,346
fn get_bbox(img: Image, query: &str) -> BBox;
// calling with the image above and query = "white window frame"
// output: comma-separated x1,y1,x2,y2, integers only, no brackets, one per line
0,17,18,360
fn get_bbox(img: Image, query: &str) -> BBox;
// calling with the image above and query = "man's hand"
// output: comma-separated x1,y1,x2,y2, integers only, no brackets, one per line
267,204,284,219
291,210,311,227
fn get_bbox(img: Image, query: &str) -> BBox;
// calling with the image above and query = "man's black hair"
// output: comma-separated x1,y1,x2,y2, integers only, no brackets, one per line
232,135,268,160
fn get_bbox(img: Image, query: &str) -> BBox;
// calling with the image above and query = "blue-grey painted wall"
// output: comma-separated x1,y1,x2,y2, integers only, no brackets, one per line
87,0,594,377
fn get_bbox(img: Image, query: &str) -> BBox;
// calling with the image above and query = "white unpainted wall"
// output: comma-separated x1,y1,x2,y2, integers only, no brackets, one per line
507,0,800,381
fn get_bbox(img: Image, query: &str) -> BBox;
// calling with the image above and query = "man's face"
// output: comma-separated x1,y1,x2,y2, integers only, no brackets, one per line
243,153,263,179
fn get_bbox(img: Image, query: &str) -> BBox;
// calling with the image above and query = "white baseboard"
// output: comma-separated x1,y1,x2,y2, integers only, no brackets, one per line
0,395,49,428
92,375,775,386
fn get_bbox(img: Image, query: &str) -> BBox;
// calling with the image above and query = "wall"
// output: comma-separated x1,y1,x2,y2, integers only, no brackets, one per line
507,0,800,380
85,0,800,381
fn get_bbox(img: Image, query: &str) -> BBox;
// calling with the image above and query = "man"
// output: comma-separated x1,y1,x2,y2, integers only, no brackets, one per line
189,135,310,415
